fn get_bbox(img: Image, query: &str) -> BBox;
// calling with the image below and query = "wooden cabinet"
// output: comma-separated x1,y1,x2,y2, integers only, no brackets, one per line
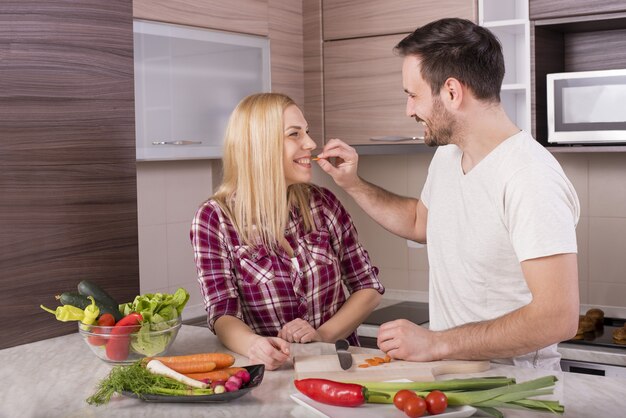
323,0,476,40
321,0,477,147
324,34,425,146
133,0,269,36
530,0,626,21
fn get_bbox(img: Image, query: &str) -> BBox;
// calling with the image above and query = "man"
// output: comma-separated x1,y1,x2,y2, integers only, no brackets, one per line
316,18,580,370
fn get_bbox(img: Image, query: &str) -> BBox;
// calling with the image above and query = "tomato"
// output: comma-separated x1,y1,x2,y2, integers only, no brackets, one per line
425,390,448,415
393,390,417,411
403,395,427,418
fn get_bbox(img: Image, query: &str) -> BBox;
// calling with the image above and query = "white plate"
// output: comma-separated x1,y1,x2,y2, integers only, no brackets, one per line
290,393,477,418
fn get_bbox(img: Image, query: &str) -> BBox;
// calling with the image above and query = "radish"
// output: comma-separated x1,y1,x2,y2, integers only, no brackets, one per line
146,360,208,389
235,369,251,384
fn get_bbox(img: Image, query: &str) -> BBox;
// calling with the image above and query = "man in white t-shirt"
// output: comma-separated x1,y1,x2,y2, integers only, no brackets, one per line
316,18,580,370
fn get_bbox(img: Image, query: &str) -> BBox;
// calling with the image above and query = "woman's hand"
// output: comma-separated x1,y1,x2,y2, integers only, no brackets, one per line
246,335,291,371
278,318,322,343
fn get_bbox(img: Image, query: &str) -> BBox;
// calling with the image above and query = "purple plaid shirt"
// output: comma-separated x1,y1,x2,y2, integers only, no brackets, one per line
190,186,383,346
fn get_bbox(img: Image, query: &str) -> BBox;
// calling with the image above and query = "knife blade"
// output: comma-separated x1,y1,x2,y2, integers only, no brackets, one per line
334,339,352,370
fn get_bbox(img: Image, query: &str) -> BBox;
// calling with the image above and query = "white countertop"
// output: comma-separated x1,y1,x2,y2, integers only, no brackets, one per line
1,325,625,417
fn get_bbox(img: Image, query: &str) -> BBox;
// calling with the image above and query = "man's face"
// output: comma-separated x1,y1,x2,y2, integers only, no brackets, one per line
402,55,457,147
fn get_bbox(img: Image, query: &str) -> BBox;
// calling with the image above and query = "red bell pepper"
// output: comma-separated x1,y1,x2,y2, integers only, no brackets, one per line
87,313,116,346
105,312,143,361
294,378,388,407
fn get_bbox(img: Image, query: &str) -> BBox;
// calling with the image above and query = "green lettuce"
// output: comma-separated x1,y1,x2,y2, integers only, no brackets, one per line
119,288,190,356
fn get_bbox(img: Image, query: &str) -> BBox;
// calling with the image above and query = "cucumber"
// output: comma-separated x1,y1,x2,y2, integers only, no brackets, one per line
77,280,124,321
57,292,123,322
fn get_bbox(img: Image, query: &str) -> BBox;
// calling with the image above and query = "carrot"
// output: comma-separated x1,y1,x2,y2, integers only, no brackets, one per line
184,367,246,382
145,352,235,374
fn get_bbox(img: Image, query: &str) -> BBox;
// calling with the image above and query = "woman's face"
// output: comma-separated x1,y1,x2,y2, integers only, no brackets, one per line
283,105,316,186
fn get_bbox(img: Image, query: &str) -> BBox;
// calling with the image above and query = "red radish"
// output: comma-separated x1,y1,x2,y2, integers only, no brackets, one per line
224,380,240,392
235,369,251,384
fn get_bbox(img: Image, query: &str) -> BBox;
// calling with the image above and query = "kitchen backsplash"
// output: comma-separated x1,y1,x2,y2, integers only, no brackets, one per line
137,151,626,320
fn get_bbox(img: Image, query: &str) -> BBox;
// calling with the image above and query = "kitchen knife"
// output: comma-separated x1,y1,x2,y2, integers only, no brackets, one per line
334,339,352,370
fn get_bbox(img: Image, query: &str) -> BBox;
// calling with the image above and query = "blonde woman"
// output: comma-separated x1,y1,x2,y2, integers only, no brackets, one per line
191,93,384,370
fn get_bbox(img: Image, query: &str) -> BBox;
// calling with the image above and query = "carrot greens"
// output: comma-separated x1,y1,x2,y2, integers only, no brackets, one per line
86,361,213,406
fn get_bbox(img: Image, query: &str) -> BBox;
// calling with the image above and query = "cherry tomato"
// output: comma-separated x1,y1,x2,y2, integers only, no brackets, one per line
404,395,427,418
393,390,417,411
425,390,448,415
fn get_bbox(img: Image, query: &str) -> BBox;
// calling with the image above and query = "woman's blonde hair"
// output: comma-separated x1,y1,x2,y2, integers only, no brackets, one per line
213,93,315,250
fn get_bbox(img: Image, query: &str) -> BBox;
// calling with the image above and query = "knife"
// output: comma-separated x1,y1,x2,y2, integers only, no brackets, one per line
335,339,352,370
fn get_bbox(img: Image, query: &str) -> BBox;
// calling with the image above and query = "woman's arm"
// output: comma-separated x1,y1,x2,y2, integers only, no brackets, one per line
316,288,382,342
215,315,291,370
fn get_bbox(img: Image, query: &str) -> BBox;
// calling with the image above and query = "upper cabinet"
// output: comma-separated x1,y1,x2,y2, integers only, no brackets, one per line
324,34,424,146
323,0,476,40
133,20,271,161
322,0,477,148
530,0,626,20
133,0,269,36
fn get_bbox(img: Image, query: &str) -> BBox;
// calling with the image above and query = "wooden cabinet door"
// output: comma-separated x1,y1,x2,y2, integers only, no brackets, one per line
323,0,476,40
324,34,425,146
530,0,626,20
134,0,269,36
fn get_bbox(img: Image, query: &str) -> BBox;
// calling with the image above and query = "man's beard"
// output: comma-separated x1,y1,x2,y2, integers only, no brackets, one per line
422,97,457,147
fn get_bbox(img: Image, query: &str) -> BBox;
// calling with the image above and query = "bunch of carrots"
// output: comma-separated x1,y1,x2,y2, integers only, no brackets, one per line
142,352,245,383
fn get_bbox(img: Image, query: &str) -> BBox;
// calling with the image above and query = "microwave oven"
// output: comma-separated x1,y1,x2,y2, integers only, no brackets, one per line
547,69,626,144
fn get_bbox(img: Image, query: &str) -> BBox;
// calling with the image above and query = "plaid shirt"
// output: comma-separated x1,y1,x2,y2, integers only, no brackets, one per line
190,186,383,346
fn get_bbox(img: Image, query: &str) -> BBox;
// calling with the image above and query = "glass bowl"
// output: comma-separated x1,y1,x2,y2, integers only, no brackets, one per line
78,316,182,365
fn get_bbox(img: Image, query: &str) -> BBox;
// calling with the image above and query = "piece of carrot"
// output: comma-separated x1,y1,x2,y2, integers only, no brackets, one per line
383,355,391,363
358,364,369,368
184,367,245,382
146,352,235,373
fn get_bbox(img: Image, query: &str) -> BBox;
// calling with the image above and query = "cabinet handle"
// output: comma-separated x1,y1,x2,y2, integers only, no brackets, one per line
152,140,203,145
369,136,424,142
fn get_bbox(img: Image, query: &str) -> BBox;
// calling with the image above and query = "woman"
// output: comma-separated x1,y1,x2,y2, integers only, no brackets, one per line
191,93,384,370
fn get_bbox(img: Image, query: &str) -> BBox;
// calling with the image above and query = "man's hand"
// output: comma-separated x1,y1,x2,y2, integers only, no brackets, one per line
246,336,291,371
316,138,360,191
278,318,321,343
377,319,442,362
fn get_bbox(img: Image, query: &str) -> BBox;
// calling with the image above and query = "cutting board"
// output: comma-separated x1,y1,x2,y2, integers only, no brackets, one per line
294,354,489,382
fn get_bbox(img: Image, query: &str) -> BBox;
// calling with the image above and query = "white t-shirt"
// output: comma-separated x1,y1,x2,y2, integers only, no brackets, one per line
420,131,580,370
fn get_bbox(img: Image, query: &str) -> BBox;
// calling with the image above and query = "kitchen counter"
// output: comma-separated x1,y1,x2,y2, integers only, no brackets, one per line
1,325,625,417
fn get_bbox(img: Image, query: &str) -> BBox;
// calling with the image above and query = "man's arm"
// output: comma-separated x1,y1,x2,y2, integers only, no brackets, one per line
317,139,428,243
378,253,580,361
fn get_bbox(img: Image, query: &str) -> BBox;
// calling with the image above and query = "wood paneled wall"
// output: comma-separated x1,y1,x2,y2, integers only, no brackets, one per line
0,0,139,348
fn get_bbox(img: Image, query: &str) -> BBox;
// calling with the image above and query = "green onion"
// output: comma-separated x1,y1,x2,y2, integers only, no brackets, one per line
363,375,564,415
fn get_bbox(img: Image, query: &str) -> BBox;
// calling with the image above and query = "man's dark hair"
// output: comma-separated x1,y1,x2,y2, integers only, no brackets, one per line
395,18,505,102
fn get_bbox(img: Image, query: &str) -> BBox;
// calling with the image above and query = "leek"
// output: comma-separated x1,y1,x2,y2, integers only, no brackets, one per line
363,375,564,415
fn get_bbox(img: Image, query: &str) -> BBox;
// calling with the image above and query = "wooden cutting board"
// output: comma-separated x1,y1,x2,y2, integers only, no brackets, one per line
294,354,489,382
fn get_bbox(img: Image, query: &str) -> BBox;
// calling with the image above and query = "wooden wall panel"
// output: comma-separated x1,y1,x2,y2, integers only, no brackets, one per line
303,0,324,148
324,34,425,146
268,0,305,108
133,0,269,36
530,0,626,21
323,0,477,40
0,0,139,349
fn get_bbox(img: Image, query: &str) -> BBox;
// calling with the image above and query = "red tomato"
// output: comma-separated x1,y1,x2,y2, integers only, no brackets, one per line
393,390,417,411
425,390,448,415
404,395,427,418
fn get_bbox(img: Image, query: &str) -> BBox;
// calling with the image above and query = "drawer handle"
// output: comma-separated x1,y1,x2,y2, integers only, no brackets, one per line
152,140,203,145
369,136,424,142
